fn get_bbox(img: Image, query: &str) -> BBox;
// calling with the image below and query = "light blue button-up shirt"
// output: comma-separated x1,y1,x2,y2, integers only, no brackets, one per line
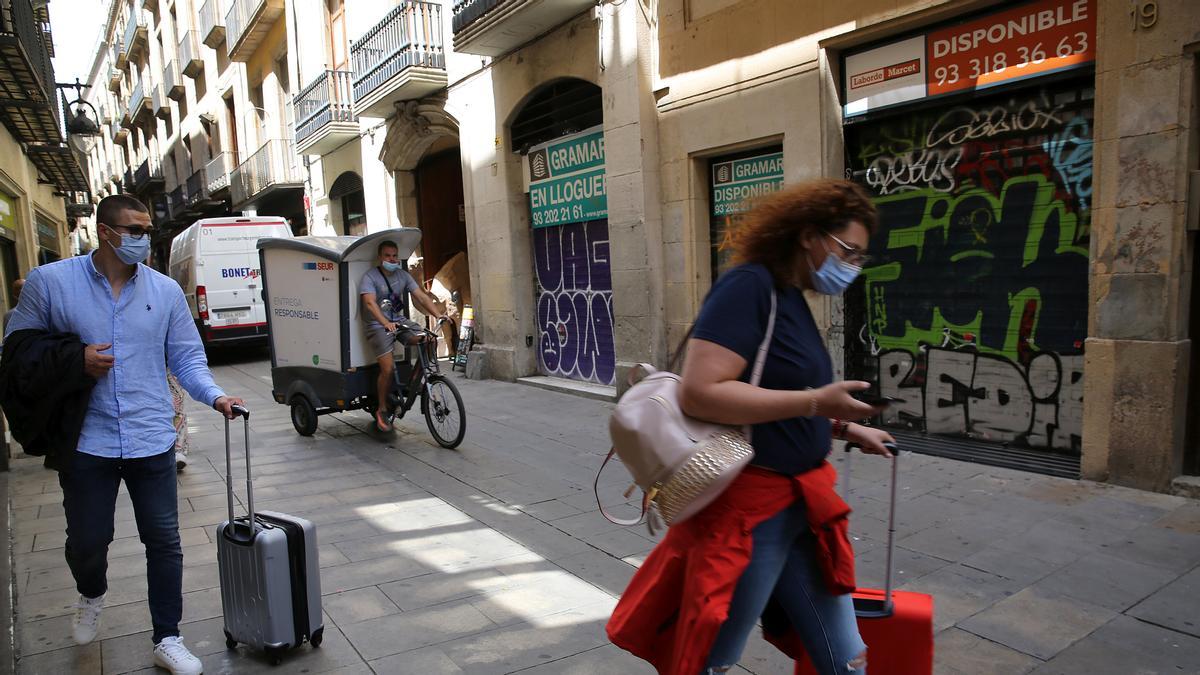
4,253,225,459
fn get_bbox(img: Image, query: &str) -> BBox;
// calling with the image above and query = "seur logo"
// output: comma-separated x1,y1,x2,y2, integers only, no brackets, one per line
221,267,260,279
302,261,335,271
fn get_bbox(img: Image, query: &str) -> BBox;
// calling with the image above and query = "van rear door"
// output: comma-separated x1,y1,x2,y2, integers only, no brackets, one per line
198,221,290,330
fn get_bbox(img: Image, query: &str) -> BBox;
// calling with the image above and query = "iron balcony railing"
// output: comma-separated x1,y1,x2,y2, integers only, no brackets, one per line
199,0,225,47
123,9,149,60
205,151,232,193
450,0,502,33
152,83,169,118
179,29,202,77
230,139,300,205
168,184,186,216
133,157,163,190
350,1,444,103
0,0,58,113
293,69,355,146
225,0,259,54
125,80,147,125
164,60,184,100
186,166,208,205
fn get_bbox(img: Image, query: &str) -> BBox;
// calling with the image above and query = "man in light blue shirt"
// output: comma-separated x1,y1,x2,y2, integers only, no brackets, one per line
5,194,242,675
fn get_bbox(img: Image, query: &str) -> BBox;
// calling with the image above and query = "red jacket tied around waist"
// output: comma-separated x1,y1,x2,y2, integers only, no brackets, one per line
606,461,855,675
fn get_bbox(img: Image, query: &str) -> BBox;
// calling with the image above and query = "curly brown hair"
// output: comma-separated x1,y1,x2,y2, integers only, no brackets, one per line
731,178,878,287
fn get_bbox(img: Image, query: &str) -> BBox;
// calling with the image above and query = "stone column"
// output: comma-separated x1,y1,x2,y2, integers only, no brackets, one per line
1083,3,1197,491
599,0,666,393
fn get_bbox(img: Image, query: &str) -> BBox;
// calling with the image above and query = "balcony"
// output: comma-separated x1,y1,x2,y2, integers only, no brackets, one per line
186,166,221,208
205,151,233,195
114,22,128,68
179,30,202,77
226,0,283,62
132,157,164,191
230,139,301,208
164,60,184,100
124,81,151,127
294,69,357,156
108,63,122,91
152,84,169,119
123,9,150,64
350,2,445,118
199,0,224,48
167,184,186,219
142,0,158,12
452,0,592,56
0,0,63,144
111,119,128,143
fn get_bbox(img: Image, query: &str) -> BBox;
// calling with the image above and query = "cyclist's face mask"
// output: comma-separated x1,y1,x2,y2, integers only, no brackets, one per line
382,261,401,273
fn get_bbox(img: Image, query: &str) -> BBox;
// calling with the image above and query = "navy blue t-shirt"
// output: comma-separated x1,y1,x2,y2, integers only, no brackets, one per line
692,263,833,475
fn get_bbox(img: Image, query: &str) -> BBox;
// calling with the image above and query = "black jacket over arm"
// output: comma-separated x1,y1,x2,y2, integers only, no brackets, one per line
0,329,96,472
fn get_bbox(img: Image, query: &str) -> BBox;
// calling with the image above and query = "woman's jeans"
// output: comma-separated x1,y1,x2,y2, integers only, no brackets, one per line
704,500,866,674
59,449,183,644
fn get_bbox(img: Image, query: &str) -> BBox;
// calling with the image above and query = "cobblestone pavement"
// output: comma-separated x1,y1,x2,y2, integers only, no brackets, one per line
6,352,1200,674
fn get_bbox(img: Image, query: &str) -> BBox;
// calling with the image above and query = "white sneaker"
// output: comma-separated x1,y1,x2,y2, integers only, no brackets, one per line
71,593,105,645
153,636,203,674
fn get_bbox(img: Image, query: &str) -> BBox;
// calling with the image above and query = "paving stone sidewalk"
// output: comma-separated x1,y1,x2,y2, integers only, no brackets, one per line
5,353,1200,674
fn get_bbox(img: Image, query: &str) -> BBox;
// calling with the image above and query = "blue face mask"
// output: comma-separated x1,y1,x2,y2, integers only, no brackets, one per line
107,226,150,265
381,261,401,273
808,243,861,295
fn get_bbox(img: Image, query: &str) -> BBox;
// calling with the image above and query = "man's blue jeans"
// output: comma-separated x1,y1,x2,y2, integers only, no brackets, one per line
704,499,867,674
59,449,182,644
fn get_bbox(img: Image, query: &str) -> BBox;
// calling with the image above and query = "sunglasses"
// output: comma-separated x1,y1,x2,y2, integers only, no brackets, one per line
825,232,871,266
106,223,153,240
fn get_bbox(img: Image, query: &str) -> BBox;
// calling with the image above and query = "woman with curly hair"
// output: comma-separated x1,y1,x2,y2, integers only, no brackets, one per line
607,178,896,674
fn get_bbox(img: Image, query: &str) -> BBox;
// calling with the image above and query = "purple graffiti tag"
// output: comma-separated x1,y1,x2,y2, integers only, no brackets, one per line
533,221,616,385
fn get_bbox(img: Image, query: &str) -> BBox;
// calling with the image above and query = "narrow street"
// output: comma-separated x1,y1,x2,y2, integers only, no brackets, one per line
7,353,1200,674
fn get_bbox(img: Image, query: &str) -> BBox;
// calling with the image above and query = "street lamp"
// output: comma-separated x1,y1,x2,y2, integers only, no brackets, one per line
57,78,102,155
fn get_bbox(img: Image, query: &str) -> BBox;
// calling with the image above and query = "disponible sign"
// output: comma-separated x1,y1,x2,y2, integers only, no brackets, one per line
843,0,1094,116
527,126,607,229
711,152,784,216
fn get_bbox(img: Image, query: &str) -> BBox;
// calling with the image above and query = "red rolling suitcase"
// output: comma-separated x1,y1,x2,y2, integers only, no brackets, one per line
796,443,934,675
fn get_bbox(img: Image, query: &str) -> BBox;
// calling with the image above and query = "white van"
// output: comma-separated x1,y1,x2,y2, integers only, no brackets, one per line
168,216,293,348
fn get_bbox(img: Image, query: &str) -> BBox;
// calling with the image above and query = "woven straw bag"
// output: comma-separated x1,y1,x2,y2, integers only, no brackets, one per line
596,292,777,530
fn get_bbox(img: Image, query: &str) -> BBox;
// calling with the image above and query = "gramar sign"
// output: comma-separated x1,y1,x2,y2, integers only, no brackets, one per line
527,126,608,229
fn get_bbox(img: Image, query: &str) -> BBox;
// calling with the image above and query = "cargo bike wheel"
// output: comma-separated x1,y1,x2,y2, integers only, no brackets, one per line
290,396,318,436
423,375,465,449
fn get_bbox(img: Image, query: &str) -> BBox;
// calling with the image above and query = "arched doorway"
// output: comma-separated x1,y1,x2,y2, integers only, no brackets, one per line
329,171,365,236
511,79,614,386
380,96,472,350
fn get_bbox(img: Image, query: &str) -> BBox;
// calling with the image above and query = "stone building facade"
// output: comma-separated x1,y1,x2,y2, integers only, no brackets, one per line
73,0,1200,492
414,0,1197,492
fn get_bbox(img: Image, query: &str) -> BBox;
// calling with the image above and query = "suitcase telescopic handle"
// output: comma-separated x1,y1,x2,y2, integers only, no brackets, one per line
223,406,255,538
843,441,901,618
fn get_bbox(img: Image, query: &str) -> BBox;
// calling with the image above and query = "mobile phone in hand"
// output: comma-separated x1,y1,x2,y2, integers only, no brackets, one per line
852,392,905,406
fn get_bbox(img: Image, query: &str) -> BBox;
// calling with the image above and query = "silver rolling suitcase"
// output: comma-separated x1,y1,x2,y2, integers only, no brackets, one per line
216,406,323,665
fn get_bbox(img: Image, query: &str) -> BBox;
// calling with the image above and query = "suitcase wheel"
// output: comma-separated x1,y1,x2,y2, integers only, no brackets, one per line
265,647,283,666
311,627,324,648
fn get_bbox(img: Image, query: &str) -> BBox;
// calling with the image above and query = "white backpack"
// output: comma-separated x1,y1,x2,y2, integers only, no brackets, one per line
596,292,777,531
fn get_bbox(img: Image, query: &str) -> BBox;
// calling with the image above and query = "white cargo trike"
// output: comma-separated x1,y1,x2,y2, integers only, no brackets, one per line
257,228,465,447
